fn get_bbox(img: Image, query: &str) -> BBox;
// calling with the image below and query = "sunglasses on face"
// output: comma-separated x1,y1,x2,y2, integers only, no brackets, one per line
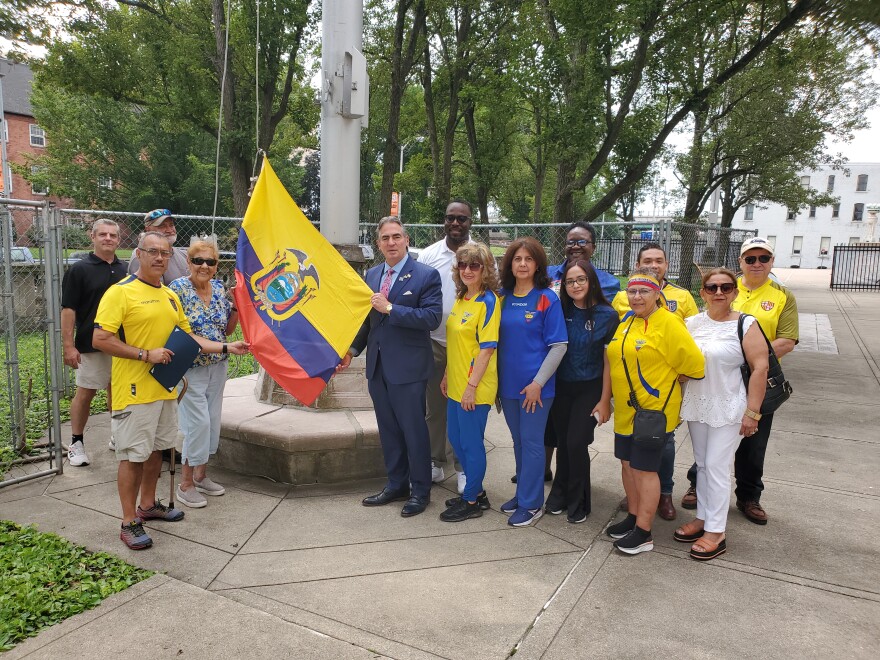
566,239,593,247
703,282,736,294
445,214,471,224
742,254,772,265
457,261,483,272
191,257,218,266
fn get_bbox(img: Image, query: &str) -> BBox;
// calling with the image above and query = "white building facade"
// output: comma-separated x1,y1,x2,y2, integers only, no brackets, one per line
731,162,880,269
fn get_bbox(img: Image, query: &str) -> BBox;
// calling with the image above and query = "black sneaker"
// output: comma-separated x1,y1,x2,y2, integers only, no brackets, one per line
445,491,490,510
440,498,484,522
567,512,589,524
545,503,564,515
613,527,654,555
606,514,636,539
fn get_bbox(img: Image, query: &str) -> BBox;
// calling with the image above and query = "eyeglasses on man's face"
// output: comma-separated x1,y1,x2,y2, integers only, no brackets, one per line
445,214,471,225
566,239,594,247
191,257,218,266
140,247,173,259
703,282,736,294
742,254,772,265
457,261,483,272
564,276,588,288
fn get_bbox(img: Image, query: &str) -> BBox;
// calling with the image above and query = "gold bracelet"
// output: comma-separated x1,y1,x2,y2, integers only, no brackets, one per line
744,409,762,421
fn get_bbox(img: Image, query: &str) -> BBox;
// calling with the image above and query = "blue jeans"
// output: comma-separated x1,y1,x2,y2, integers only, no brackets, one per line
501,397,553,510
446,401,490,502
659,432,675,495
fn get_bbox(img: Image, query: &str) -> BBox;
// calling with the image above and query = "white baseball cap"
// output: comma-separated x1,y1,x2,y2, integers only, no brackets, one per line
740,236,775,256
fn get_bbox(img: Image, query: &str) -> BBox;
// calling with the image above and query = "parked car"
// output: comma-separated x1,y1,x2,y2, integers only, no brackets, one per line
1,247,37,264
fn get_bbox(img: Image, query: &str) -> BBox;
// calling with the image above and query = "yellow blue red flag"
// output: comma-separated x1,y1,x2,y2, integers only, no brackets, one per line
233,158,373,405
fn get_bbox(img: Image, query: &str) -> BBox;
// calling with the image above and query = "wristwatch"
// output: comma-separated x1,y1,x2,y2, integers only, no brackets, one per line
385,303,393,313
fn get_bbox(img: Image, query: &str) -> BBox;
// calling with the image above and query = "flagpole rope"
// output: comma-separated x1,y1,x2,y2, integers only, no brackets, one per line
211,0,233,234
255,0,261,160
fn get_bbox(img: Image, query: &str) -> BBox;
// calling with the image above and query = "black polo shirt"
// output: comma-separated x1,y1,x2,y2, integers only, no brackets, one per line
61,253,128,353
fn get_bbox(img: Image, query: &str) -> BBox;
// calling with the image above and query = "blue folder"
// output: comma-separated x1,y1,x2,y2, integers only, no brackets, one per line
149,326,202,392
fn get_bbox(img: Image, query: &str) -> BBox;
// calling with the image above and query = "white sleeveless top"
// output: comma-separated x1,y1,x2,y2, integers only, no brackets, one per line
680,312,756,428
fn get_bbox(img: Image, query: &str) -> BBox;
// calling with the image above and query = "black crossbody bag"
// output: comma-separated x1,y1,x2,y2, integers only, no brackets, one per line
621,317,676,450
737,314,793,414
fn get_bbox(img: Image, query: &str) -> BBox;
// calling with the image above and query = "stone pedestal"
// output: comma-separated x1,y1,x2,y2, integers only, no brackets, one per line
254,355,372,410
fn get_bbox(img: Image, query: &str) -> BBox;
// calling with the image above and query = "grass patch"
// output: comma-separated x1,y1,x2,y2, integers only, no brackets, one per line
0,520,152,651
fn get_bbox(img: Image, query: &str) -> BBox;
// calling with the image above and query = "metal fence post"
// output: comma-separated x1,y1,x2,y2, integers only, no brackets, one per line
42,204,64,470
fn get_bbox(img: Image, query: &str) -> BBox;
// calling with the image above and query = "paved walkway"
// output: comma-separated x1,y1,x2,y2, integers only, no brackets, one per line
2,269,879,659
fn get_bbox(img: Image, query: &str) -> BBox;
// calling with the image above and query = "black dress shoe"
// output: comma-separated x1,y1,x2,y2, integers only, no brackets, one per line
400,495,429,517
362,486,410,507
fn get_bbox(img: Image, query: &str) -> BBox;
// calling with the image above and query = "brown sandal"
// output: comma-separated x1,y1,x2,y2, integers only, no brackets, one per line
673,519,705,543
690,536,726,561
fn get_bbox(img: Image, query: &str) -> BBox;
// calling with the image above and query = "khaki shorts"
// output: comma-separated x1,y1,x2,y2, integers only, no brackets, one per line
75,351,112,389
111,399,178,463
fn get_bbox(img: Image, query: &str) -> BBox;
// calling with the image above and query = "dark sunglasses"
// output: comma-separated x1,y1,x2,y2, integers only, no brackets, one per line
703,282,736,294
742,254,772,265
445,214,471,224
566,239,594,247
457,261,483,272
191,257,218,266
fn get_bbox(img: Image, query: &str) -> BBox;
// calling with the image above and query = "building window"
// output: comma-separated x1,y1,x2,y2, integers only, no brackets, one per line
792,236,803,255
766,235,776,250
786,209,796,221
853,203,864,222
800,175,810,188
827,175,835,192
30,166,48,195
856,174,868,192
832,203,840,218
29,124,46,148
809,205,816,218
744,204,754,221
98,176,113,190
819,237,831,255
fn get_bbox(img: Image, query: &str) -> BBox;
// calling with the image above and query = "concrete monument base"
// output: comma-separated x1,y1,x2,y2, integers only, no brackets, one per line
215,371,385,485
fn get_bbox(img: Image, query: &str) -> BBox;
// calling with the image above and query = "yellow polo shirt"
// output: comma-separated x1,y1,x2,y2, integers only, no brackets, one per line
732,277,798,342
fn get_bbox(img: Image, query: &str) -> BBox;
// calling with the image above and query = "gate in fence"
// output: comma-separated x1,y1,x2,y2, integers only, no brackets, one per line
830,244,880,290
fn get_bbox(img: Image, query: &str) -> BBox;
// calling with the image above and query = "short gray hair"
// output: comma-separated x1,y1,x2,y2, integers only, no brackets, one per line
138,231,172,250
377,216,407,236
91,218,119,233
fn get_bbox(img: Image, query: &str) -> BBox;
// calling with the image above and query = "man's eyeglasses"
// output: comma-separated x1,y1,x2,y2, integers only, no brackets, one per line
566,239,594,247
457,261,483,272
742,254,772,265
626,288,655,297
704,282,736,294
445,214,471,224
139,247,173,259
564,276,588,287
191,257,218,266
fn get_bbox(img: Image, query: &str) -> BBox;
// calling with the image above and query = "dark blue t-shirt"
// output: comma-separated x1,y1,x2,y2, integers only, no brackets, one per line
557,303,619,382
498,287,568,400
547,262,621,302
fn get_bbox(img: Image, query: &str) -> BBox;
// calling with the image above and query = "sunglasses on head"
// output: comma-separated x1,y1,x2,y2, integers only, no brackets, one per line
743,254,772,265
457,261,483,272
704,282,736,294
445,214,471,224
147,209,173,221
191,257,218,266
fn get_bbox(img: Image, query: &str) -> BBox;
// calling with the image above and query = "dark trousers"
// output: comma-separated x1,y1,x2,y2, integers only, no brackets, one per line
687,411,774,502
546,378,602,519
367,353,432,498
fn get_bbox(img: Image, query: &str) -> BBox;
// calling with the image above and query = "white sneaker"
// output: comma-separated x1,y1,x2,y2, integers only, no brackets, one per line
457,472,466,495
431,463,445,483
108,435,116,451
67,440,90,467
194,477,226,496
176,485,207,508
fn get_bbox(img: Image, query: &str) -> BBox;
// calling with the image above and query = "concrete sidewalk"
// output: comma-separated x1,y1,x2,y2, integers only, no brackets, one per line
2,269,879,659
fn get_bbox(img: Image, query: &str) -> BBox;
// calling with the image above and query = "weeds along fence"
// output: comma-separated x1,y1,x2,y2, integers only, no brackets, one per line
1,203,754,487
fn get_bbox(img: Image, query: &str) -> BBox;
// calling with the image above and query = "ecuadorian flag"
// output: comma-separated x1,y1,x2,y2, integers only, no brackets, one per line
233,158,373,405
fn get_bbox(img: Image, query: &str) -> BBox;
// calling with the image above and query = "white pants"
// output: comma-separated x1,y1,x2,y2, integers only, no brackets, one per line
688,420,741,533
178,361,228,466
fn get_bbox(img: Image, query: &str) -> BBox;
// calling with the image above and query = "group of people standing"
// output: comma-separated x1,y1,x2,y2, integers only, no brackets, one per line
62,210,248,550
348,202,797,562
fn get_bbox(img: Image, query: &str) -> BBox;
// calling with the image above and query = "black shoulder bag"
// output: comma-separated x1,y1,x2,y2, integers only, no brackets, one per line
621,317,676,450
737,314,793,414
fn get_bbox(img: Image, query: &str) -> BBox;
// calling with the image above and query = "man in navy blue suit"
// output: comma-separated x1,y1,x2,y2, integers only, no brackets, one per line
339,217,443,517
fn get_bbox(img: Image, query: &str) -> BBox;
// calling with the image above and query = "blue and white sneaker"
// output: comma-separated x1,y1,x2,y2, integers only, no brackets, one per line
500,498,518,515
508,507,543,527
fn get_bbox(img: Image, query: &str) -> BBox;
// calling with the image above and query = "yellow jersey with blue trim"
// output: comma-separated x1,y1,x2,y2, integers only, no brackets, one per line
446,290,500,405
94,275,192,409
608,307,705,435
612,280,698,321
732,277,798,342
